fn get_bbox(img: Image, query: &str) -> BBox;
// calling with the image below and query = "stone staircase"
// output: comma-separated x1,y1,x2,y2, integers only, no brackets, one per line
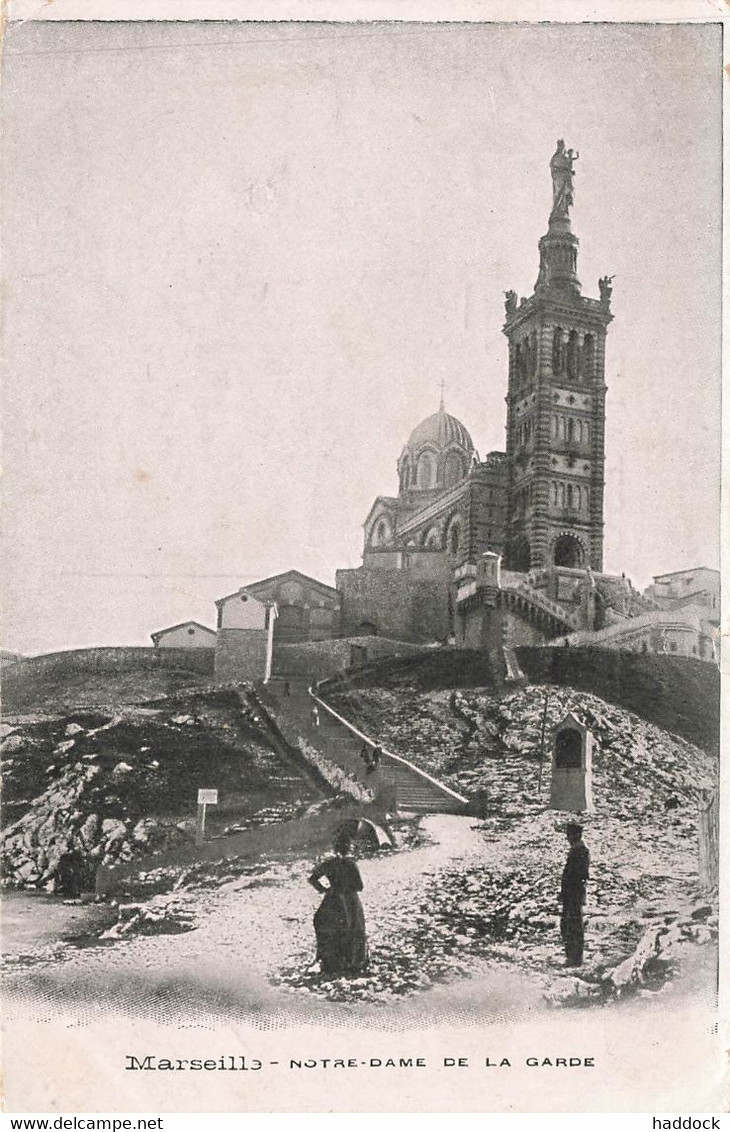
265,676,467,815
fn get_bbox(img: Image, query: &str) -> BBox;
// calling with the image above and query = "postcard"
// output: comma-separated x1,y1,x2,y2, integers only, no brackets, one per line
1,7,725,1115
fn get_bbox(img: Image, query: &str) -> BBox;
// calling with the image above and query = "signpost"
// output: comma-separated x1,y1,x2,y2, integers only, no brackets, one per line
196,788,218,845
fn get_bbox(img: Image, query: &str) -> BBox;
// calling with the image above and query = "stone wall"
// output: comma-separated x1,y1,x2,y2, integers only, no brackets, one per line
274,637,427,680
515,646,720,754
337,565,450,642
214,629,268,682
466,464,508,558
502,609,551,647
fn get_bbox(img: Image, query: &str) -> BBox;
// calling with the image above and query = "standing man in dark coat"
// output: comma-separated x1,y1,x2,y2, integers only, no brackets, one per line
560,822,590,966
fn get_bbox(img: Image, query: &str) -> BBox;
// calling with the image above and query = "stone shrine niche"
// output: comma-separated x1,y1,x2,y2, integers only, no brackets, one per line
549,711,594,813
555,728,582,768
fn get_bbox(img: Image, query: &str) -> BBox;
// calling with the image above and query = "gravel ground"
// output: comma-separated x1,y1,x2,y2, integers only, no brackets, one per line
4,815,555,1029
3,811,716,1029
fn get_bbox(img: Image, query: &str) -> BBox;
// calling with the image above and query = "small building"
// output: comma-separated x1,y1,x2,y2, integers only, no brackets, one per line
150,621,216,649
645,567,720,621
240,570,341,644
647,568,721,664
214,588,275,682
216,588,270,632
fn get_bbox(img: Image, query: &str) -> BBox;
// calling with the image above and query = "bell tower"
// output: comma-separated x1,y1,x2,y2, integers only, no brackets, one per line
503,140,613,573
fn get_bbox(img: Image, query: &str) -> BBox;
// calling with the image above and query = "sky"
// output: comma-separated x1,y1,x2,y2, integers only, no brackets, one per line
1,20,722,655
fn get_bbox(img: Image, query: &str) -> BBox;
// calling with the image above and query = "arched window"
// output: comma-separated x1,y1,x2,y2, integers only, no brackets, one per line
582,334,595,380
447,516,463,556
567,484,574,510
551,481,558,506
371,515,392,547
444,451,465,488
416,451,436,489
567,331,579,379
553,533,586,568
558,482,566,507
552,327,564,375
424,527,442,549
514,342,523,384
567,417,575,444
556,729,582,769
401,461,411,490
522,336,531,378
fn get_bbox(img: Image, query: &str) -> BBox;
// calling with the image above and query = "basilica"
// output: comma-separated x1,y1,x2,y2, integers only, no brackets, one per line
337,140,614,643
151,142,719,671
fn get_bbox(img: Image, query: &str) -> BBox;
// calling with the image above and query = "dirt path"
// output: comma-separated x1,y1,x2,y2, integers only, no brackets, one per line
4,815,549,1028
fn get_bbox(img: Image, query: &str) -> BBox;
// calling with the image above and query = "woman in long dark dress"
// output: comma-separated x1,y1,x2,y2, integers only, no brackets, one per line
308,833,368,977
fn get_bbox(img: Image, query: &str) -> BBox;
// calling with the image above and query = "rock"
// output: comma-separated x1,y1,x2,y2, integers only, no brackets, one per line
690,904,713,921
17,861,40,882
78,815,99,848
543,976,598,1005
65,723,84,737
111,762,134,777
1,734,26,754
609,925,666,989
101,818,126,838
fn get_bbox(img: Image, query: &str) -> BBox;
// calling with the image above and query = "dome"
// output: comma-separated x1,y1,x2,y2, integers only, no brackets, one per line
398,407,475,493
405,409,474,454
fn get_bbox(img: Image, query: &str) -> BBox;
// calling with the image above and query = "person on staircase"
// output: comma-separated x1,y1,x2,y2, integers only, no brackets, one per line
308,832,369,978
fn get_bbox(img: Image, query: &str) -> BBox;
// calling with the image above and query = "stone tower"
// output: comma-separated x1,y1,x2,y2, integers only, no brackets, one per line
503,141,613,572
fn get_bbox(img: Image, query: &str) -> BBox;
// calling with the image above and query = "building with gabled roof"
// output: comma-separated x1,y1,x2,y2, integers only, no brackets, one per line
150,621,216,649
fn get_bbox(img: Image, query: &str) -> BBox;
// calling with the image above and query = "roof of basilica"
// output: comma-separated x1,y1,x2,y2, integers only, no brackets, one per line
404,408,474,454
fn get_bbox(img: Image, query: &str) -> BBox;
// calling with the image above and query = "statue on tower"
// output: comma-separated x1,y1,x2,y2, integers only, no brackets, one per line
598,274,615,308
550,139,579,221
504,289,518,317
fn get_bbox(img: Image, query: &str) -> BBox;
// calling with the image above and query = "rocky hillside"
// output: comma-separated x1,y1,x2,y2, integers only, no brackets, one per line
1,689,321,894
319,680,717,996
2,665,208,715
326,682,716,819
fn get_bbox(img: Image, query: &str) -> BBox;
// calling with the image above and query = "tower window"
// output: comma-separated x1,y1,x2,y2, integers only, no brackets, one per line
449,525,460,554
582,334,595,380
567,331,579,380
444,450,466,488
552,327,564,375
416,451,436,489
